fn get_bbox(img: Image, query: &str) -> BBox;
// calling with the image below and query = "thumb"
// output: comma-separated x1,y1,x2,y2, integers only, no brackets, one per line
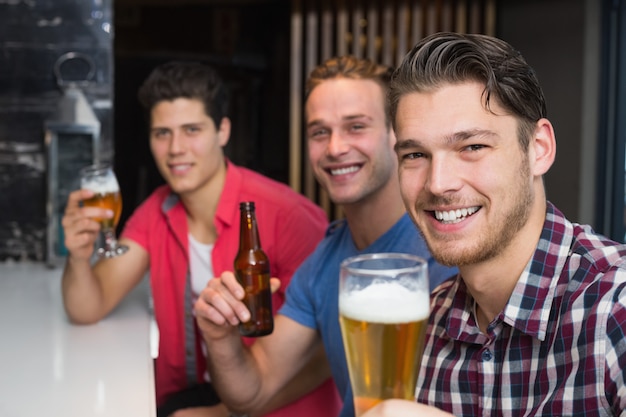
270,277,281,294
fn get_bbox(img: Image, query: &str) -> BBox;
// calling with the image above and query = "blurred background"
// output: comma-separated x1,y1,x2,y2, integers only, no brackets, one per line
0,0,623,263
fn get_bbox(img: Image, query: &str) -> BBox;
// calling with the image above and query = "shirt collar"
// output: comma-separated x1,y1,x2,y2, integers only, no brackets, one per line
445,202,574,342
502,202,574,340
214,159,240,230
160,190,189,252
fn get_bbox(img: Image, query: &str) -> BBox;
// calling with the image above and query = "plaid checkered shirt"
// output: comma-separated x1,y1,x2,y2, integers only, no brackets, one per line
417,202,626,416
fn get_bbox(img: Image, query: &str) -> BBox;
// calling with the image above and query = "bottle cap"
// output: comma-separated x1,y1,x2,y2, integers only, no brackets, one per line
240,201,255,210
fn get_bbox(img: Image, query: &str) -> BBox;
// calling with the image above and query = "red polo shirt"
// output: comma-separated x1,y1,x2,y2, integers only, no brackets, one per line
122,161,341,416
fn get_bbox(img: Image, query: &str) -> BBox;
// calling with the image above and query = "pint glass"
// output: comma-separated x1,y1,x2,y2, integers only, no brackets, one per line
339,253,429,416
80,163,129,258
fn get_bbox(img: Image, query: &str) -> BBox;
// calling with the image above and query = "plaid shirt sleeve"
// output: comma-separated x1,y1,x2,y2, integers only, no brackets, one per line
604,274,626,416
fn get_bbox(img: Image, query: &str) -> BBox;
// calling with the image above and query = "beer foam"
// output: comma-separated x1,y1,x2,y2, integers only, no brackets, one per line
81,175,119,194
339,282,429,323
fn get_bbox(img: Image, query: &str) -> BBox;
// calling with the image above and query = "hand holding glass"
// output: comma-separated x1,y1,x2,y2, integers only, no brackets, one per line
80,163,129,258
339,253,430,416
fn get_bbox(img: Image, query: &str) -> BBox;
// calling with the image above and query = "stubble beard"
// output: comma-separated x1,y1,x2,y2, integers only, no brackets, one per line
318,156,395,206
417,158,533,267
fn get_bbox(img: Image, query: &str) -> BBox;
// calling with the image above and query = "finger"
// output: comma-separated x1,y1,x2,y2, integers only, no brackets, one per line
363,400,455,417
81,206,114,220
219,271,245,299
194,297,230,327
64,227,98,251
66,189,94,211
199,278,249,326
64,191,106,224
62,213,100,235
66,189,113,220
270,278,281,294
222,271,281,295
62,215,100,258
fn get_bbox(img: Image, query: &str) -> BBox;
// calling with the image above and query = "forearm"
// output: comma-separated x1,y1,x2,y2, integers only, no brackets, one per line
194,276,319,415
61,256,107,324
205,335,328,417
202,332,270,413
250,343,332,416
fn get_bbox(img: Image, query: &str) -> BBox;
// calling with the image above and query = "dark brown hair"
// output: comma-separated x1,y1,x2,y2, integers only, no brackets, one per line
137,60,229,126
389,32,547,149
306,56,394,126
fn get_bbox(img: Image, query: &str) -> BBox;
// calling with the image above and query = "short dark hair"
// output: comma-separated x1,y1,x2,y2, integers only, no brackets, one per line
389,32,547,149
137,60,230,126
306,56,394,126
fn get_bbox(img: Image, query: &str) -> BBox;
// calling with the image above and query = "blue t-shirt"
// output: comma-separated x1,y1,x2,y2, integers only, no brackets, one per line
279,213,458,417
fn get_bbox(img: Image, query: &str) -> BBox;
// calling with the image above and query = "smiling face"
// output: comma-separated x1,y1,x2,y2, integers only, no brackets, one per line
394,81,547,267
149,98,230,198
305,78,397,206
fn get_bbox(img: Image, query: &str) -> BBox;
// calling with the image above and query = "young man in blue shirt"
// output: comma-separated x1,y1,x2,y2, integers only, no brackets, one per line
193,56,457,417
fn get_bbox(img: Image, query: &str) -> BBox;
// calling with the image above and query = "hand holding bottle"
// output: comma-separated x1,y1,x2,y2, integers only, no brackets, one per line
194,270,280,339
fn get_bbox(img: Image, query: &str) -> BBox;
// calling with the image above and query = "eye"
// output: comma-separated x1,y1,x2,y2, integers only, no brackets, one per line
152,129,169,139
402,151,425,160
308,128,329,140
349,123,365,132
185,125,201,134
465,144,486,152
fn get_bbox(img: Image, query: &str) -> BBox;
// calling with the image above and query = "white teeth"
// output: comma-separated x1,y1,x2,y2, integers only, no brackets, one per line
434,206,479,224
171,164,191,171
330,166,359,176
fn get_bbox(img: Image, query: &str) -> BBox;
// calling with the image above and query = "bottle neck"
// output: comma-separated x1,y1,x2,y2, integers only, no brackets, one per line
239,210,261,250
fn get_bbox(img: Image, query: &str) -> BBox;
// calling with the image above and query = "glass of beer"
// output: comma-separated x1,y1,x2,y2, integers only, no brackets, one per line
80,163,129,258
339,253,429,416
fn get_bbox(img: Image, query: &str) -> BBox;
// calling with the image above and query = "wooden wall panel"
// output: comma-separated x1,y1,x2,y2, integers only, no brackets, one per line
290,0,496,219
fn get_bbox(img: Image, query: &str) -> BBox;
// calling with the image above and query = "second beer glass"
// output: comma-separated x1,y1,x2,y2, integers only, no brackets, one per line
339,252,430,416
80,163,129,258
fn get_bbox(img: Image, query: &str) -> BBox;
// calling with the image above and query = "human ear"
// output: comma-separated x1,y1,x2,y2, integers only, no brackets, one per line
530,118,556,176
217,117,231,146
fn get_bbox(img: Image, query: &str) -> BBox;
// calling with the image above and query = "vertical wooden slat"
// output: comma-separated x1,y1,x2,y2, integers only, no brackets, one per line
304,1,318,201
455,0,467,34
289,0,303,192
304,3,319,94
321,0,334,60
425,0,437,35
469,0,480,33
366,0,379,61
318,0,332,214
352,1,364,57
441,0,453,32
396,0,410,63
336,0,348,57
485,0,497,36
411,0,424,46
381,1,394,65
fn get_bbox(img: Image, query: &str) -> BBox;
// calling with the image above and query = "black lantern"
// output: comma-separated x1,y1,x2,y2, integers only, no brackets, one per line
44,52,101,267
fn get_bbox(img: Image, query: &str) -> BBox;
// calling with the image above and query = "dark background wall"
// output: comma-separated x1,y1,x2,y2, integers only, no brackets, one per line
0,0,606,261
0,0,113,261
113,0,291,230
0,0,290,261
497,0,588,223
113,0,600,235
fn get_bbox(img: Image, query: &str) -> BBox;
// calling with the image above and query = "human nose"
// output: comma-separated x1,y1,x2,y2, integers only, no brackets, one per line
425,155,461,195
326,131,349,157
168,131,187,154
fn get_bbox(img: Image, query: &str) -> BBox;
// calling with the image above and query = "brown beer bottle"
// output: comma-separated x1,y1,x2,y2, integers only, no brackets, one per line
234,201,274,336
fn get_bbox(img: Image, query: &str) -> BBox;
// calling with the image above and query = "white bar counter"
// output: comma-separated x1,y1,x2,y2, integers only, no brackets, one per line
0,261,156,417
